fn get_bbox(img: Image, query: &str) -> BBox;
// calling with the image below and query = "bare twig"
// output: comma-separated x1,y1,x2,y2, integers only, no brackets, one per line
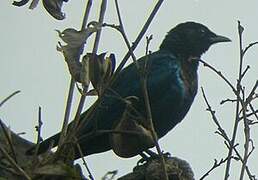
242,42,258,56
240,92,250,180
224,20,244,180
245,80,258,105
241,65,250,79
92,0,106,54
198,59,237,95
34,106,43,158
76,143,94,180
114,0,139,67
248,104,258,121
201,88,230,142
0,90,21,108
201,88,256,178
112,1,168,179
75,0,164,136
111,0,164,83
81,0,93,31
145,35,153,56
200,157,229,180
220,98,237,105
71,0,106,138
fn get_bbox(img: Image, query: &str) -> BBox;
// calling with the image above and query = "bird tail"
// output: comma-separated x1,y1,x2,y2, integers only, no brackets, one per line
26,133,60,156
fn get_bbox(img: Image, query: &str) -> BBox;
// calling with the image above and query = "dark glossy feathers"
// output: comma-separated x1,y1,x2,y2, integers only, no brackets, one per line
27,22,230,159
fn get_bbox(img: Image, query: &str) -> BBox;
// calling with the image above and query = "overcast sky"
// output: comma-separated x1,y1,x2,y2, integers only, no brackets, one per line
0,0,257,179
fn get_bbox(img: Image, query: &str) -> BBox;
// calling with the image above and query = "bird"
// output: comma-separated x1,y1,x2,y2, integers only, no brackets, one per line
27,22,231,159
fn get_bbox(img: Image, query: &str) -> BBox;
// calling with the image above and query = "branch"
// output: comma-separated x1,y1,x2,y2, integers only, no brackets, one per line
201,88,230,143
111,0,164,83
58,0,93,149
200,157,229,180
112,1,168,179
70,0,107,142
33,106,43,159
242,42,258,56
0,90,21,108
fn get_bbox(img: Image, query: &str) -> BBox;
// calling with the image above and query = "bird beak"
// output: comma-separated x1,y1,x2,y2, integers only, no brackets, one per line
210,35,231,44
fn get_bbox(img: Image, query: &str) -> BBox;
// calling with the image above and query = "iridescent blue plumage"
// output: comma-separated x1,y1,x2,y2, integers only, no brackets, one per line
27,22,230,159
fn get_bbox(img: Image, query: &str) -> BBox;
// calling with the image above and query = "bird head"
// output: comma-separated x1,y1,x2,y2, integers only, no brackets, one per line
160,22,231,58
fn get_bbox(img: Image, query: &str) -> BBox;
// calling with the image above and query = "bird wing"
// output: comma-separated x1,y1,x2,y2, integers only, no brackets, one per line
78,51,185,132
98,51,185,136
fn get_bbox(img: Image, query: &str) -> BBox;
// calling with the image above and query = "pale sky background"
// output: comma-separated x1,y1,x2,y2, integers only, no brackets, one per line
0,0,258,179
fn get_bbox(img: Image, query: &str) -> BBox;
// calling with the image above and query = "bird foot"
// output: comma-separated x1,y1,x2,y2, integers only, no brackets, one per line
137,150,171,166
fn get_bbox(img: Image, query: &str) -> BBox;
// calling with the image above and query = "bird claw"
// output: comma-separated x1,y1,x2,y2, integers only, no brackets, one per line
137,150,171,166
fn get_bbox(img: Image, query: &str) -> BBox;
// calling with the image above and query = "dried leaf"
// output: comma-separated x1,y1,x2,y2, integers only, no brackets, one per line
29,0,40,9
80,55,90,86
42,0,67,20
57,26,99,82
12,0,29,7
88,53,116,95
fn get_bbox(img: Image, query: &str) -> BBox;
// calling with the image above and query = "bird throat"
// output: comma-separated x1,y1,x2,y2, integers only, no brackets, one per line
180,56,199,96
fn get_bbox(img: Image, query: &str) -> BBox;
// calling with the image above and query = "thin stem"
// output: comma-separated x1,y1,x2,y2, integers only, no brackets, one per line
201,88,255,179
113,1,168,179
77,0,164,132
201,88,230,143
58,79,75,147
114,0,139,68
34,106,43,158
198,59,237,94
111,0,164,84
200,158,229,180
72,0,106,132
0,90,21,108
92,0,106,54
81,0,93,30
224,20,244,180
141,76,168,180
242,42,258,56
58,0,93,149
239,99,250,179
76,143,94,180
